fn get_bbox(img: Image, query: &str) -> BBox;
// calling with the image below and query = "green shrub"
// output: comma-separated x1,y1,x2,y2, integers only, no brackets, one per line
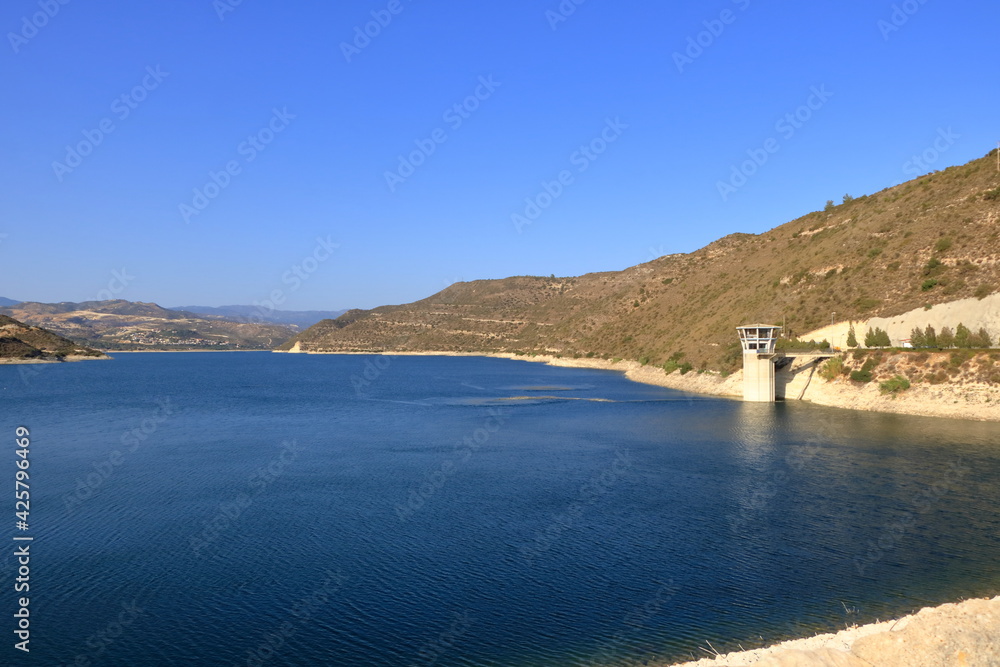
949,350,974,367
971,328,993,348
975,284,994,300
879,375,911,394
935,237,953,253
678,362,694,375
850,358,877,383
850,369,873,383
819,357,844,380
921,279,939,291
855,297,881,312
923,257,945,276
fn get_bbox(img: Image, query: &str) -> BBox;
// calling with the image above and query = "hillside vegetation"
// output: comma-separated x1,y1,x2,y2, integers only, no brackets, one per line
283,150,1000,372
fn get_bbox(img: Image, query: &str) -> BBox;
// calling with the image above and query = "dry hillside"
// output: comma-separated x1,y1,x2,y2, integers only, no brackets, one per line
0,314,106,360
283,150,1000,371
0,300,296,351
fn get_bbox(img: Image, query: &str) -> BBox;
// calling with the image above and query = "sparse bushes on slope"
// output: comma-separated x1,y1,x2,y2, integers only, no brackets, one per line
879,375,911,395
850,358,878,383
819,356,845,380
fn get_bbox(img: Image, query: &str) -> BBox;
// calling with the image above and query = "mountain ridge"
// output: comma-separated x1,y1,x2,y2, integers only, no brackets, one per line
0,300,297,351
170,305,349,330
283,149,1000,372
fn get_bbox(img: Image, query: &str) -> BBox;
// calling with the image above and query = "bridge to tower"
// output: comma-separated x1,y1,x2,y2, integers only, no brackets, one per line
736,324,781,402
736,324,834,402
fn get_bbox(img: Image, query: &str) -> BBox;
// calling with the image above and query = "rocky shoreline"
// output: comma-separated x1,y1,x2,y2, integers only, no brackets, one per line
343,350,1000,423
0,353,110,364
664,595,1000,667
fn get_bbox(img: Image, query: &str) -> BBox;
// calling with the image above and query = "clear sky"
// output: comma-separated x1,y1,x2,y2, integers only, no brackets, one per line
2,0,997,311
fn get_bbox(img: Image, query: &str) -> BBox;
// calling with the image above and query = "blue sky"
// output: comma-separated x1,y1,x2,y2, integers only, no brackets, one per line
1,0,997,311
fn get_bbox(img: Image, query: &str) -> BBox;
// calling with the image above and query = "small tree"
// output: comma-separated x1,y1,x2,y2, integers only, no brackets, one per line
843,193,855,205
924,325,938,348
977,327,993,349
825,200,835,212
846,324,858,348
875,328,891,347
910,327,926,348
954,323,972,348
938,326,955,348
864,327,877,347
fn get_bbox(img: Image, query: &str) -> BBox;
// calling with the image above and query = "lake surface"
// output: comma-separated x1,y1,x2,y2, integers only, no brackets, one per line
2,352,999,666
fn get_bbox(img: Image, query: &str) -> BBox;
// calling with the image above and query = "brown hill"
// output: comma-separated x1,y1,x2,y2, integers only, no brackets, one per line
282,149,1000,372
0,314,106,360
0,300,296,351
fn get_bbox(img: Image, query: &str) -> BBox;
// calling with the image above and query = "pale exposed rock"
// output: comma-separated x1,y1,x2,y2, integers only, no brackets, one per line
666,596,1000,667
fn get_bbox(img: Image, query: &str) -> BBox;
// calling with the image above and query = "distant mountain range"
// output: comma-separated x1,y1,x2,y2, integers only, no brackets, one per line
282,149,1000,372
0,300,298,351
0,297,21,307
170,305,348,330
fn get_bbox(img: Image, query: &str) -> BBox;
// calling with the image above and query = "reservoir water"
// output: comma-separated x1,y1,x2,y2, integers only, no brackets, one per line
2,352,999,666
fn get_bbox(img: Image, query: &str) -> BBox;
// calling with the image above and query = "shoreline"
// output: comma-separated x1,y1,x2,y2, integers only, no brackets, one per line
0,354,110,365
105,349,269,353
280,349,1000,422
663,595,999,667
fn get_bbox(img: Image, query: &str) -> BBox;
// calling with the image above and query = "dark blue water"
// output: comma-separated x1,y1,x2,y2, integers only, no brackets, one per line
1,353,998,666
